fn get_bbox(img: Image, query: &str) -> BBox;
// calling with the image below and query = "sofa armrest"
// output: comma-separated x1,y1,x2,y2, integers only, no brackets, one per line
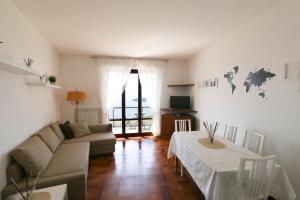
88,124,112,133
6,160,25,184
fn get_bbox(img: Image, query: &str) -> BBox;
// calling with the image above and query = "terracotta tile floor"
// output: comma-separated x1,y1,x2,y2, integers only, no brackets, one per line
87,137,205,200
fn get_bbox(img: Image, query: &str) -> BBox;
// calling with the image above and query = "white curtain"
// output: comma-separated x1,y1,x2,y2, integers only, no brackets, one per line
137,60,165,136
98,58,133,123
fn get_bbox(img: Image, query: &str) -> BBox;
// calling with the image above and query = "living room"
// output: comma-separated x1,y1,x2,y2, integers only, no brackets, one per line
0,0,299,200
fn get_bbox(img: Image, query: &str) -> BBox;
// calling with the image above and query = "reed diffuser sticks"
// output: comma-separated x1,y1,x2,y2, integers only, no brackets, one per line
203,121,220,143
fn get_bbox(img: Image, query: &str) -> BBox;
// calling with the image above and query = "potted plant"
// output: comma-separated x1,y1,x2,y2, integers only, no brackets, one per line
48,75,57,85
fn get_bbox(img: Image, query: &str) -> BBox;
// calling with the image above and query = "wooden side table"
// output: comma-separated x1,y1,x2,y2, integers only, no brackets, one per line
6,184,67,200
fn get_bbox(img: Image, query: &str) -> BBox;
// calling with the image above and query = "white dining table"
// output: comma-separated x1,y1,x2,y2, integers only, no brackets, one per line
167,131,296,200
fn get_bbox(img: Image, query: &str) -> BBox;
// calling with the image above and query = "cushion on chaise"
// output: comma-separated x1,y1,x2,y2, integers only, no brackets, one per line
88,124,112,133
70,122,91,138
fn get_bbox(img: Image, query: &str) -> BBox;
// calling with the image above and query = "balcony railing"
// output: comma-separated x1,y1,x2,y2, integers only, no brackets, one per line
109,106,153,133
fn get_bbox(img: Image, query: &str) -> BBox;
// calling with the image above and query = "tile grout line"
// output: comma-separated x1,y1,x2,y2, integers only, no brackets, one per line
158,166,172,200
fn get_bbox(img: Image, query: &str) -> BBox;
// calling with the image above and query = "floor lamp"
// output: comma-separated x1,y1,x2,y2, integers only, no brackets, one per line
66,90,86,122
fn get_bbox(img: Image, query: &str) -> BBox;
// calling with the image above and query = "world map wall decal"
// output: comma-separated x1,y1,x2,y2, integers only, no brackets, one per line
224,66,276,99
243,68,276,98
224,66,239,94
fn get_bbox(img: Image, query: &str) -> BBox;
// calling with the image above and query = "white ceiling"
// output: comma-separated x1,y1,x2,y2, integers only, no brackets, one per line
12,0,281,59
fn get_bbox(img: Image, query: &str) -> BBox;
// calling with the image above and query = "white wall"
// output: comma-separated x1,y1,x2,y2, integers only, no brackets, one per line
161,60,191,108
0,0,60,195
59,55,190,122
59,55,99,122
188,0,300,195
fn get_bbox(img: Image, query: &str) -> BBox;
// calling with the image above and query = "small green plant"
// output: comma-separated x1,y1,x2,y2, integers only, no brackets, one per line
48,75,57,84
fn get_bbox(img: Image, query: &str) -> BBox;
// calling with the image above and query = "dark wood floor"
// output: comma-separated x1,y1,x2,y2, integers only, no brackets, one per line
87,137,204,200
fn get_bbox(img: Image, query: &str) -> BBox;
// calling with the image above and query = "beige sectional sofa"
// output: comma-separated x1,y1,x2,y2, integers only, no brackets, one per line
1,123,116,200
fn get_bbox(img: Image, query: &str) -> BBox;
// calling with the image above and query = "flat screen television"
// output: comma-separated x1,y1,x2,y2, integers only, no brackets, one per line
170,96,190,109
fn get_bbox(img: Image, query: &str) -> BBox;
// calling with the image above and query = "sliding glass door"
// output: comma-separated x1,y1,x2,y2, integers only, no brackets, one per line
109,69,153,137
125,71,139,134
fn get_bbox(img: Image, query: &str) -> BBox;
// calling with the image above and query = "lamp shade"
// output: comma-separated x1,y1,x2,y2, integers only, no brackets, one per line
66,91,86,101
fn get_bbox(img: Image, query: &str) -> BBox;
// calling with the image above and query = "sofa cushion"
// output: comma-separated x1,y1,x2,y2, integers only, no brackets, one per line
59,121,74,139
41,142,89,178
38,126,61,152
70,122,91,138
11,136,53,176
63,132,116,147
50,122,65,141
88,124,112,133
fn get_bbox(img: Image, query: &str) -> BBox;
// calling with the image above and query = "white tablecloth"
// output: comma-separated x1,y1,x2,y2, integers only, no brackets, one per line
167,131,296,200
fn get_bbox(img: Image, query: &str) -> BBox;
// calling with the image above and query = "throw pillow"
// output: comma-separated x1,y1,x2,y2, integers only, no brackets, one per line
50,122,65,141
37,126,61,152
70,122,91,138
59,121,74,139
11,135,53,176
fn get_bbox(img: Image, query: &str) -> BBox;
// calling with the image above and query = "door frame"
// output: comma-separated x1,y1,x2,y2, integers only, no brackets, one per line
114,69,153,138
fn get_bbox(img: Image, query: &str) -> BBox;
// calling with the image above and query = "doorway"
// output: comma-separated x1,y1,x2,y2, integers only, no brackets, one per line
109,69,153,137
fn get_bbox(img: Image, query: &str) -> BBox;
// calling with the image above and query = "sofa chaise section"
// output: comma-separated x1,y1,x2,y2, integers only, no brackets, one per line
1,122,116,200
2,141,89,200
63,124,116,156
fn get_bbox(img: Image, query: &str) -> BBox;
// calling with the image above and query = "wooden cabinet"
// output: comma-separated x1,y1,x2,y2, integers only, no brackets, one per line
160,114,195,138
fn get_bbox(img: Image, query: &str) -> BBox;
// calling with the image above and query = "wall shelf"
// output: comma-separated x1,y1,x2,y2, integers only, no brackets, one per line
26,81,61,89
167,83,195,87
0,58,38,75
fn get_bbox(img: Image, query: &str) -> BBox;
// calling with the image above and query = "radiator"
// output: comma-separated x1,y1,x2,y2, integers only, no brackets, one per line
75,108,102,125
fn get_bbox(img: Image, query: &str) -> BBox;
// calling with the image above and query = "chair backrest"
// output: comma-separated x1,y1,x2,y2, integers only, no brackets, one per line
243,131,264,154
175,119,192,132
237,155,276,200
224,124,238,143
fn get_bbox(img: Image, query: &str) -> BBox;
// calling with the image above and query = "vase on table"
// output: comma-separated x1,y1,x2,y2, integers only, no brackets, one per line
207,131,215,144
203,121,219,144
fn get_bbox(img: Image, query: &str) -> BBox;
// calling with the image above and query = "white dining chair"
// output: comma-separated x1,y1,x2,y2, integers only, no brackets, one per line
175,119,192,132
174,119,191,177
223,124,238,143
236,155,276,200
242,131,264,154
